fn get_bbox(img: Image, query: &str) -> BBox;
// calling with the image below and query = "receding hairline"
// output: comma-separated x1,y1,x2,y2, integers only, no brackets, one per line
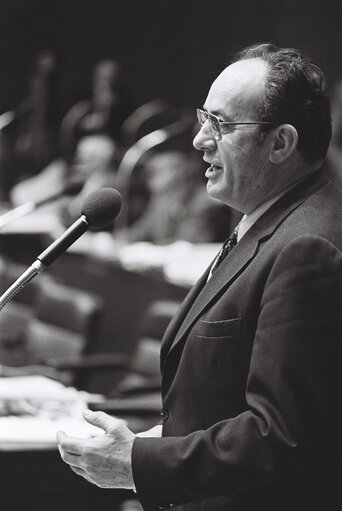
218,57,268,84
205,57,268,118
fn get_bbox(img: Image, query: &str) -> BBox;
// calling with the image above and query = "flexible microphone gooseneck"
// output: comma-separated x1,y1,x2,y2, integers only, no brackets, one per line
0,187,122,311
0,178,85,231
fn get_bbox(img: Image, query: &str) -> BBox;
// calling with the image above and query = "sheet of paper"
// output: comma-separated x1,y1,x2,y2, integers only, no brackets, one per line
0,375,104,450
0,415,103,450
0,375,77,400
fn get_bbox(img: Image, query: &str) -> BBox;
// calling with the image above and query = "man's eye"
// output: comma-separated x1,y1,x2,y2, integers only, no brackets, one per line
220,124,234,134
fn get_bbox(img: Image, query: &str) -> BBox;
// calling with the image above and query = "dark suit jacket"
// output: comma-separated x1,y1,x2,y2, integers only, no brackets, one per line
132,170,342,511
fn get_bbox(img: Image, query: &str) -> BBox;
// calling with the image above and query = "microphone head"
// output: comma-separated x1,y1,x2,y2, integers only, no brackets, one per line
81,187,122,228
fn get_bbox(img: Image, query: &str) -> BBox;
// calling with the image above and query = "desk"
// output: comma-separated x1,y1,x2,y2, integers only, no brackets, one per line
0,376,133,511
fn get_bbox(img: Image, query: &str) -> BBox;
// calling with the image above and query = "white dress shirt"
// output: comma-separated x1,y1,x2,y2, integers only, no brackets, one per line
208,181,303,281
237,181,303,242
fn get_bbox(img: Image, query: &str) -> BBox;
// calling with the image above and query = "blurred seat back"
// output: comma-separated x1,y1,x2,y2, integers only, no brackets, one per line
120,99,178,146
138,299,180,340
0,256,39,305
23,275,103,388
0,257,38,365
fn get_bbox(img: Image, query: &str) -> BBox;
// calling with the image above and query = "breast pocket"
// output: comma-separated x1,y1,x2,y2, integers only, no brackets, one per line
194,317,242,341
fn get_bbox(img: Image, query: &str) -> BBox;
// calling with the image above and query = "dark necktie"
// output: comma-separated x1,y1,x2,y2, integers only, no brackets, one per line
208,226,239,277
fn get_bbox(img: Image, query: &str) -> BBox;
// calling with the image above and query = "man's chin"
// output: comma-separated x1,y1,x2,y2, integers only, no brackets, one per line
206,182,235,207
206,181,222,200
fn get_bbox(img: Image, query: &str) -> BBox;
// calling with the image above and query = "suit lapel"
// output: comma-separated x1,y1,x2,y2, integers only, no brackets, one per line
160,268,209,364
162,170,328,362
165,232,260,354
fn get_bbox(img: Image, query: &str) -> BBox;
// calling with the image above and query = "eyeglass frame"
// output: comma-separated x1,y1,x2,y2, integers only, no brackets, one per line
196,108,271,141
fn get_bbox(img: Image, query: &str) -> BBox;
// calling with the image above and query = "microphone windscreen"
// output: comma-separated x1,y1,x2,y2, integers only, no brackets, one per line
81,188,122,228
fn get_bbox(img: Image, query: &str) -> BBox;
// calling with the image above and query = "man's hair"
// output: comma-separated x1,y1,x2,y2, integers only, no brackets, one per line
232,43,332,163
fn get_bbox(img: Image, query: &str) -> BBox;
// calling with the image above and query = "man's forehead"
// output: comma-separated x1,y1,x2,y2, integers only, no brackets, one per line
205,58,267,115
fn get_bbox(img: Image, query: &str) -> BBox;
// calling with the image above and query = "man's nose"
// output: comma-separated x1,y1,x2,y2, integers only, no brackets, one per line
193,123,216,152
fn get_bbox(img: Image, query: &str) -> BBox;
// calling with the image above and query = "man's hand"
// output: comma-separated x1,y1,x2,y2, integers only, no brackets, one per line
56,409,136,489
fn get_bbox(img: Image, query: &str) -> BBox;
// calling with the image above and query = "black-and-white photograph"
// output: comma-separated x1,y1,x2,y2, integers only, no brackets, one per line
0,1,341,510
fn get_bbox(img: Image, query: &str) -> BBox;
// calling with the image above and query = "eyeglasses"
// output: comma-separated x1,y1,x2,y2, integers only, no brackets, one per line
196,108,271,141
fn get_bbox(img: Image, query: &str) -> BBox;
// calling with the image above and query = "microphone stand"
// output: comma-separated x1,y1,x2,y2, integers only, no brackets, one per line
0,186,121,312
0,260,44,312
0,215,89,312
0,179,84,230
0,201,36,229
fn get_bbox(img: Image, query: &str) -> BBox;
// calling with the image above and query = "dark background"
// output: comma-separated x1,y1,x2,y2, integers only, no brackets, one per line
0,0,341,120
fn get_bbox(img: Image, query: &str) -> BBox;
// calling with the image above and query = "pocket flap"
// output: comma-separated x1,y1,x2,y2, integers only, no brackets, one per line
195,317,242,337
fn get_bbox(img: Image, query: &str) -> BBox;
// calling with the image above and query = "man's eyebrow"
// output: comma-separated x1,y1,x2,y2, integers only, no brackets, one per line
203,106,234,122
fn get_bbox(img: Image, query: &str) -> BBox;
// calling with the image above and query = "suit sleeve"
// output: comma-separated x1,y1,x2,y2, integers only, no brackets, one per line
132,235,342,510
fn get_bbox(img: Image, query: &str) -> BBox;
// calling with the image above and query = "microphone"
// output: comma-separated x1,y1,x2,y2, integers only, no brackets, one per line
0,177,85,230
0,187,122,311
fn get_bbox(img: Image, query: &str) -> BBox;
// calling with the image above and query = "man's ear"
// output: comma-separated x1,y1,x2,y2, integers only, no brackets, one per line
269,124,298,164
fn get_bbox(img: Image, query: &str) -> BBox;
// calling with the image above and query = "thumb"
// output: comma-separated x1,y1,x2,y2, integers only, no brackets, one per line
82,409,122,434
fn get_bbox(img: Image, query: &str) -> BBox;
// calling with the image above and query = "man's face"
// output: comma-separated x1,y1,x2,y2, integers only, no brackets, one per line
73,136,115,177
193,58,273,214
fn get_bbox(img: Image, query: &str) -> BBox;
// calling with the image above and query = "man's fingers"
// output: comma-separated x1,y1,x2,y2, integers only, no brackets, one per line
58,445,83,466
82,409,125,434
70,464,92,482
56,430,83,455
70,465,87,476
56,417,136,490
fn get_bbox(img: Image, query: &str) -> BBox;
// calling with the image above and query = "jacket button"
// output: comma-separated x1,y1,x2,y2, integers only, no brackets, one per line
160,407,169,420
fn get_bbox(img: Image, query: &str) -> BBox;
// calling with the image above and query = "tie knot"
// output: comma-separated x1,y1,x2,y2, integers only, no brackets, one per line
227,226,239,246
220,228,238,260
208,226,239,279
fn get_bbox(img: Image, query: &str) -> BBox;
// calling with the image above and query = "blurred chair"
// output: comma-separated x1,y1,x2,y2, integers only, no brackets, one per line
0,271,106,391
44,298,178,431
87,336,163,432
138,299,180,340
0,257,39,366
60,58,131,162
0,271,180,431
85,299,180,432
115,112,196,232
23,276,104,387
48,297,179,396
120,99,178,146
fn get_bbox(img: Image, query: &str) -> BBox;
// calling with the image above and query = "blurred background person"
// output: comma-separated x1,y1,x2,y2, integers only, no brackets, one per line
10,133,120,229
14,51,60,179
0,50,60,200
63,133,120,225
116,149,239,244
60,58,132,164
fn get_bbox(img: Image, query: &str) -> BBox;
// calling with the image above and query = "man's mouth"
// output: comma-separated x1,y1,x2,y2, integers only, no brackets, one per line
205,164,222,178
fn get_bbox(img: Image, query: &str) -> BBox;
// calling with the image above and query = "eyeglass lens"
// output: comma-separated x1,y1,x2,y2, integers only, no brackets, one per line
197,109,220,139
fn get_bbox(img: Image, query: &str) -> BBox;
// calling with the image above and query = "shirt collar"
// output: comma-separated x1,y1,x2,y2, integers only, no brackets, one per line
237,181,302,242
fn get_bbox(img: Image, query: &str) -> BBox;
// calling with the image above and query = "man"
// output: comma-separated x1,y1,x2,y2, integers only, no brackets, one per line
57,43,342,511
